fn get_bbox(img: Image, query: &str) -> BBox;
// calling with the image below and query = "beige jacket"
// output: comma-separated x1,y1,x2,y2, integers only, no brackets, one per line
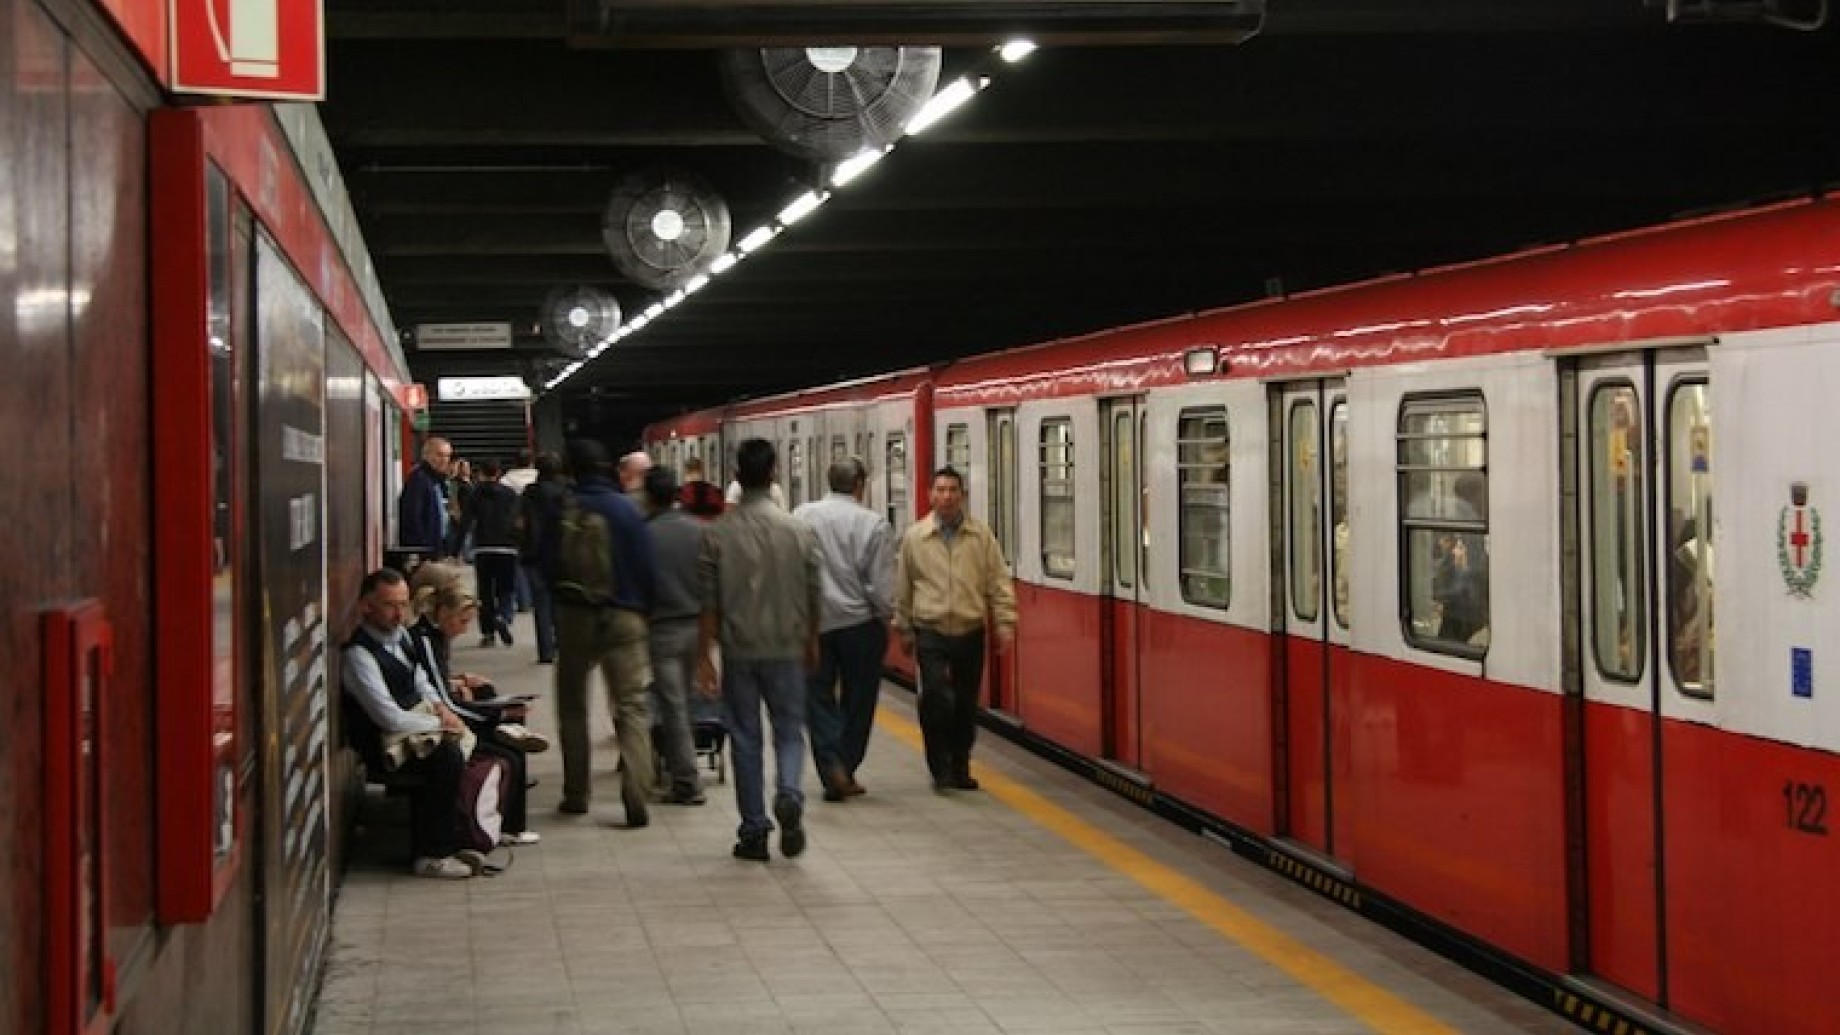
894,512,1017,638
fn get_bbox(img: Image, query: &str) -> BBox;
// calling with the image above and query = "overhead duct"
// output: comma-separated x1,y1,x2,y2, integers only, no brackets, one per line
566,1,1264,47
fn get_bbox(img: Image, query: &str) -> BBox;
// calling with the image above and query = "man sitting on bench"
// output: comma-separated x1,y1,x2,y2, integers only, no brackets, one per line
342,567,477,879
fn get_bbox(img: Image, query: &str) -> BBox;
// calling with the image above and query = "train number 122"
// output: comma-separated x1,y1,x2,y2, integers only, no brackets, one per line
1782,781,1829,836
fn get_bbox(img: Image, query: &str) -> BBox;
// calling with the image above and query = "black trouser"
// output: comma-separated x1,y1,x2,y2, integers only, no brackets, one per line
402,741,466,859
915,628,985,781
475,551,519,638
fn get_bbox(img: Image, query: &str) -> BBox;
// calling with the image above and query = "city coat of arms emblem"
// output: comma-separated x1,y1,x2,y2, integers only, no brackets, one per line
1778,482,1822,599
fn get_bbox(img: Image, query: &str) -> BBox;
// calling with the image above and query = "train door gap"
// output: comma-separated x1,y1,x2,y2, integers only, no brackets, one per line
1564,345,1709,1010
1271,379,1347,865
1100,396,1146,772
1270,837,1354,883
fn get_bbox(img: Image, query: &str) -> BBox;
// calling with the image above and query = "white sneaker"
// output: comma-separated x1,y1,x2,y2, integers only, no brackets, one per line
495,724,551,754
500,830,542,846
412,856,473,880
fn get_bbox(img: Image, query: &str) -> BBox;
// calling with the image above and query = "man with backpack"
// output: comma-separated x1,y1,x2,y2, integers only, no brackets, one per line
547,438,658,825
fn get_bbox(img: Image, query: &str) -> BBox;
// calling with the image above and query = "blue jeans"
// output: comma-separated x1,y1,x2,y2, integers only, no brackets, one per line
807,620,889,780
722,657,807,840
523,563,556,662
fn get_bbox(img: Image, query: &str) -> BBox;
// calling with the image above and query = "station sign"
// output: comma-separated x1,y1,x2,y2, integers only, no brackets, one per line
171,0,325,100
437,376,532,403
416,322,515,350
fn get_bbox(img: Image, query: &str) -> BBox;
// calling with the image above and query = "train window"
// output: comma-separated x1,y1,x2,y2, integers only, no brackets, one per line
945,423,970,475
832,435,847,460
1666,381,1713,698
787,438,805,507
1177,408,1230,608
1588,384,1646,682
989,413,1017,563
886,434,908,532
1330,401,1350,629
1289,401,1322,621
1040,419,1077,579
1398,395,1489,656
1111,409,1136,590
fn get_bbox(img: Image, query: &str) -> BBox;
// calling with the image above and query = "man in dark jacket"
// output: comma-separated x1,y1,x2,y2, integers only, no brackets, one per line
397,436,452,561
547,438,658,825
519,452,567,664
466,458,523,647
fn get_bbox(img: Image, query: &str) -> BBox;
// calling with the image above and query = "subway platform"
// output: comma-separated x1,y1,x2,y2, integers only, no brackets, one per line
309,612,1573,1035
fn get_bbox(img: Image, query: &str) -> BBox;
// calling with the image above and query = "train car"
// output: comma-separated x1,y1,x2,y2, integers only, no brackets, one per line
652,197,1840,1035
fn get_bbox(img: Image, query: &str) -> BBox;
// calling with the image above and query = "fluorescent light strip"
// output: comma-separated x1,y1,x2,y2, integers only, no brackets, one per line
904,77,979,136
777,190,828,226
830,148,888,187
999,39,1037,63
737,225,777,253
710,253,738,275
683,273,710,294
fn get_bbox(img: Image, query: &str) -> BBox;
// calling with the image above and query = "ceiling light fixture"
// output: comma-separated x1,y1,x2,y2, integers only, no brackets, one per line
737,225,777,253
904,77,981,136
710,253,738,275
777,190,828,226
683,273,710,294
999,39,1037,63
829,147,889,188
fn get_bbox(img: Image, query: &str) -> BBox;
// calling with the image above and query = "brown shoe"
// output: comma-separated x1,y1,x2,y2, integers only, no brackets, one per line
844,777,866,797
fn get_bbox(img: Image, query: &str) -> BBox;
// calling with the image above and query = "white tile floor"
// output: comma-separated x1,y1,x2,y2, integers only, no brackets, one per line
311,610,1575,1035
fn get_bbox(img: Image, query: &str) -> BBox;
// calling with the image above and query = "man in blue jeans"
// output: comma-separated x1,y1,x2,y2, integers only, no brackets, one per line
696,438,822,861
792,457,895,801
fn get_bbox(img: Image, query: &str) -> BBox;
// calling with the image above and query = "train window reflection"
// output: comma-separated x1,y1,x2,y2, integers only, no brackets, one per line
989,413,1017,564
1398,394,1489,656
1040,418,1076,579
1330,401,1350,630
1589,384,1646,682
886,434,908,534
1290,401,1322,621
1667,381,1713,698
945,423,970,474
787,438,805,507
1177,407,1229,608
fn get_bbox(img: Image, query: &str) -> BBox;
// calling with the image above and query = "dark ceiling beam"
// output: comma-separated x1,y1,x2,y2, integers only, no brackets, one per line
327,0,1647,42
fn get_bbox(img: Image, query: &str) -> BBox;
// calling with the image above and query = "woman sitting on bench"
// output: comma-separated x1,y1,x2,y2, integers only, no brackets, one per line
410,582,544,846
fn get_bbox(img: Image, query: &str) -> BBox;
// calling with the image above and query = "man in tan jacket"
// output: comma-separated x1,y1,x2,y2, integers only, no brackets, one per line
894,466,1017,791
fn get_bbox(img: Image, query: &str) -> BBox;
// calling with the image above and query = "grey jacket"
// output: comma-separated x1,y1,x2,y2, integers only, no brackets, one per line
698,490,821,661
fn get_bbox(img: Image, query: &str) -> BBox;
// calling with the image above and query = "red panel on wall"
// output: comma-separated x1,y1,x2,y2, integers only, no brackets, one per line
94,0,167,80
45,602,116,1035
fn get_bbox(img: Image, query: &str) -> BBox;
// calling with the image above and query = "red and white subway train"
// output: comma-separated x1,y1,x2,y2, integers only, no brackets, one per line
648,198,1840,1035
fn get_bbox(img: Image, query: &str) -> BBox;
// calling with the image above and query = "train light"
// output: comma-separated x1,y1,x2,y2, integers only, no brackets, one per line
1183,346,1222,377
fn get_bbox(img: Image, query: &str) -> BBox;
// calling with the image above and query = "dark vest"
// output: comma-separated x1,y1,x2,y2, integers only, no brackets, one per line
342,625,433,769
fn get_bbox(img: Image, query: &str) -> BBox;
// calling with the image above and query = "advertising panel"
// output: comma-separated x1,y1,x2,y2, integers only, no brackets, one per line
254,235,328,1035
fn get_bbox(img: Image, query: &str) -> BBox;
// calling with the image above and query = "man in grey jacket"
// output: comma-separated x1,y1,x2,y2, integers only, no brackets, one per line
643,467,708,806
793,457,895,801
696,438,822,862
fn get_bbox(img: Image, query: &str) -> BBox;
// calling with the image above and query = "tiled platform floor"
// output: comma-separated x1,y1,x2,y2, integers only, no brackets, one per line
311,609,1575,1035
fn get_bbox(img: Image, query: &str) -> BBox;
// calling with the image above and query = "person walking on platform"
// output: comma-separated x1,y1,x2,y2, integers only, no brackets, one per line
894,466,1017,792
466,458,522,647
340,568,474,879
696,438,822,861
643,466,708,806
547,439,657,826
519,452,566,664
793,457,895,801
397,436,453,564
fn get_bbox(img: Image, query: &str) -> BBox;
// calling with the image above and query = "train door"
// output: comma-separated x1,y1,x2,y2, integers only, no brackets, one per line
1273,379,1351,863
987,409,1020,716
1101,397,1146,770
1565,347,1710,1006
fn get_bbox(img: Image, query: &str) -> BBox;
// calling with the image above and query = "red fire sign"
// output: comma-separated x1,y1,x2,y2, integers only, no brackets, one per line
170,0,324,100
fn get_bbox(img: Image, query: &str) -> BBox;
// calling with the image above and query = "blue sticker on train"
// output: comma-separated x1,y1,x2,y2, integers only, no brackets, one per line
1792,648,1813,699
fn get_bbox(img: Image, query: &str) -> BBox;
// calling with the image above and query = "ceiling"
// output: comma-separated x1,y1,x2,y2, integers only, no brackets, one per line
318,1,1840,438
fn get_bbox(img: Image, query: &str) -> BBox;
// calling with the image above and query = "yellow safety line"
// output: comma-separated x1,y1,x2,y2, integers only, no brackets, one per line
877,709,1460,1035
